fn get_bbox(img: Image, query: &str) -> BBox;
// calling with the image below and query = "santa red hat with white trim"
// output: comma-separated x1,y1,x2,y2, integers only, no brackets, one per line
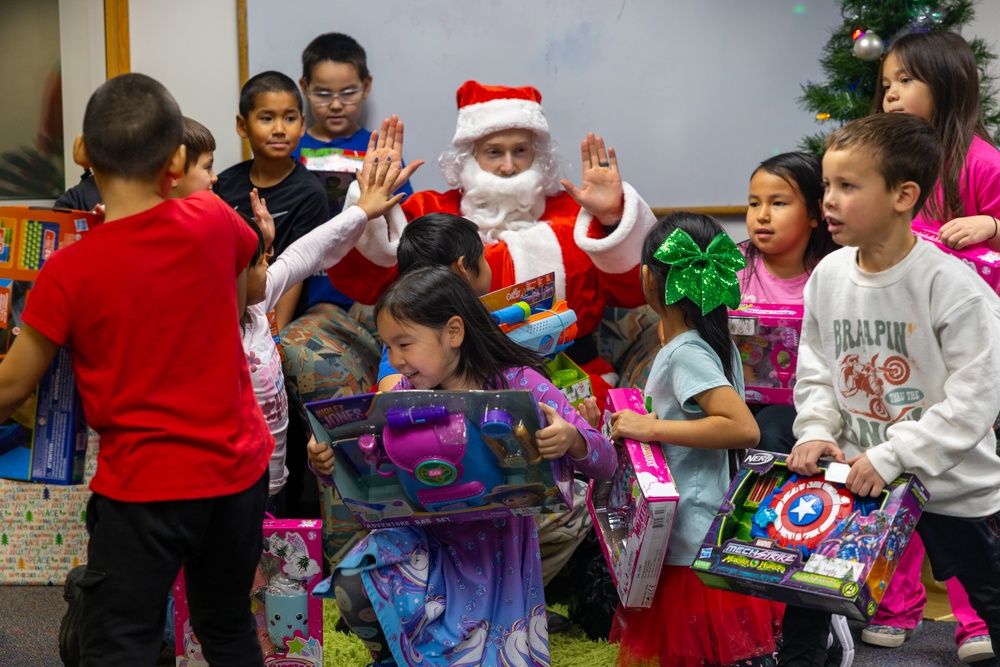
451,80,550,147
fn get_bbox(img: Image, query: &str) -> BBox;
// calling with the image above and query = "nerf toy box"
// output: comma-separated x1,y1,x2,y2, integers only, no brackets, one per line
0,206,98,484
729,303,803,405
481,273,578,358
587,388,678,608
299,147,365,217
305,389,573,529
692,450,928,621
912,220,1000,293
175,518,324,666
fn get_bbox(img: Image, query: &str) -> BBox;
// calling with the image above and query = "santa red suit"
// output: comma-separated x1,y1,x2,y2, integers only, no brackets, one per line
327,81,656,400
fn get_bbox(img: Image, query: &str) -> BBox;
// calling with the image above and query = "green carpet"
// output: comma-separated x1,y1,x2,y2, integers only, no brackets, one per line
322,600,619,666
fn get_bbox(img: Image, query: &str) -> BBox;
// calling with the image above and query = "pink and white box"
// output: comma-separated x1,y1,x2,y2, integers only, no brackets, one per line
586,388,678,608
912,220,1000,293
729,303,804,405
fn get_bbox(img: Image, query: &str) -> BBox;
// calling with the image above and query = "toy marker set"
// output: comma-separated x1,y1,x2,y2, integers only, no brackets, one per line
306,389,573,529
729,303,804,405
299,147,365,217
0,207,98,484
175,519,324,666
587,388,678,608
912,220,1000,293
692,450,927,621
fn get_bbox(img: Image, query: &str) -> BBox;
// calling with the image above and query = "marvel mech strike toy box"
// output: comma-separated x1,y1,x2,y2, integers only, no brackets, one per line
692,449,928,621
911,220,1000,293
729,303,804,406
587,388,678,608
0,206,98,484
305,389,573,530
175,518,324,666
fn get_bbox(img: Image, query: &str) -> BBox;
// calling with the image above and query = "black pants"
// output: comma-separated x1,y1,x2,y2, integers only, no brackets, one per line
751,404,797,456
778,508,1000,666
78,471,268,667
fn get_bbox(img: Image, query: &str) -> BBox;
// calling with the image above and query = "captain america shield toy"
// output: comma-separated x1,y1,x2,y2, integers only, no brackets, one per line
751,474,855,557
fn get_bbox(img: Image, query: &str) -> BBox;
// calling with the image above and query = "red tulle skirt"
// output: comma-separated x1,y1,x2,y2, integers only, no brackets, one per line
610,565,783,667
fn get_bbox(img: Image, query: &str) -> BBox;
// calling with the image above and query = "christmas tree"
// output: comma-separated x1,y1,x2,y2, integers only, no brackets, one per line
799,0,1000,153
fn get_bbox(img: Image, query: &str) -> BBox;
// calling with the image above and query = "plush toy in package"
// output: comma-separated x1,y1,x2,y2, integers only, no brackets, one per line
586,388,678,608
175,518,324,666
693,450,927,620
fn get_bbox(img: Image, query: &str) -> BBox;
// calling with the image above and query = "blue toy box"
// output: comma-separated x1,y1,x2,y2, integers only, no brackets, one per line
305,390,574,529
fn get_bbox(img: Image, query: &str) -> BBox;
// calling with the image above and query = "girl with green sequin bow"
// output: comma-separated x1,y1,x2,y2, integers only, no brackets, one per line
607,212,783,667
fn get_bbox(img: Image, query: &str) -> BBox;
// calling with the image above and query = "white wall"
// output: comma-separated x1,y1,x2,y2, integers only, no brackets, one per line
127,0,243,173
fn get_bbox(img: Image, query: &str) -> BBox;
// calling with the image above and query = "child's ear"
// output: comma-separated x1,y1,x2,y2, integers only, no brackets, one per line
445,315,465,348
72,135,91,169
894,181,920,214
236,114,249,140
299,77,309,98
361,75,373,100
167,144,186,180
450,256,472,284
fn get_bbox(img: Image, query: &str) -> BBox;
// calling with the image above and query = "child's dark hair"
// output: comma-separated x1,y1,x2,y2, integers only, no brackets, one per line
375,267,548,389
826,114,943,215
641,212,737,385
397,214,485,277
872,30,993,220
82,73,183,180
741,151,836,285
301,33,369,85
239,71,303,118
181,117,216,172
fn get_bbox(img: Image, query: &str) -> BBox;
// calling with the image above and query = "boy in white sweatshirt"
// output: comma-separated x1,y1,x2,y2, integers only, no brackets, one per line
781,112,1000,665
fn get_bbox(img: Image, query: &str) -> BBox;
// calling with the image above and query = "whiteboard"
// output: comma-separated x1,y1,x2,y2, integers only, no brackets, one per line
246,0,844,207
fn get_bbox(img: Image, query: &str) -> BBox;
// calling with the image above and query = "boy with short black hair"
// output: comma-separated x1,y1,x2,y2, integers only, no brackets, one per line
171,116,218,197
0,73,271,666
780,112,1000,664
215,70,328,329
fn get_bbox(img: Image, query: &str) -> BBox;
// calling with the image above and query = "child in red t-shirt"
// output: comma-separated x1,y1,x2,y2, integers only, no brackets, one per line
0,73,272,666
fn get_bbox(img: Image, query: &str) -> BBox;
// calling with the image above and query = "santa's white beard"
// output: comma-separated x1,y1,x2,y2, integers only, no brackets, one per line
459,159,548,244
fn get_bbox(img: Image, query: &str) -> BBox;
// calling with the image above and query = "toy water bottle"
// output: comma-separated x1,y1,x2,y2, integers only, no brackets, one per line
262,574,308,650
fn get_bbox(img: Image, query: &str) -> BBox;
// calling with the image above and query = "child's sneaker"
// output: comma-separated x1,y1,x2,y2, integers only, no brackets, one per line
860,623,916,648
58,565,86,667
957,635,995,664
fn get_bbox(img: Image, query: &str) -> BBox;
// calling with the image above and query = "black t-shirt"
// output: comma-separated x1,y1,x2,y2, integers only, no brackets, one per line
214,159,328,259
54,171,102,212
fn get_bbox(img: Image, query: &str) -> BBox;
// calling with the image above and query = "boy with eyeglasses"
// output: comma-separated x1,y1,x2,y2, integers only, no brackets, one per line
293,32,413,202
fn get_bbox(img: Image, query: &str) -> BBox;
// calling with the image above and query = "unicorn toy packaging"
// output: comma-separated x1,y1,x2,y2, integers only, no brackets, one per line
692,450,928,621
586,388,679,608
175,518,324,666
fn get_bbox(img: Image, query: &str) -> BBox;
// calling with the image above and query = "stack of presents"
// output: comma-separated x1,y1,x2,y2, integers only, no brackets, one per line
16,199,1000,664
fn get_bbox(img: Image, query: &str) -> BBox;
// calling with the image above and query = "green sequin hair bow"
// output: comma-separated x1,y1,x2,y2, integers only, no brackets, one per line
653,228,746,314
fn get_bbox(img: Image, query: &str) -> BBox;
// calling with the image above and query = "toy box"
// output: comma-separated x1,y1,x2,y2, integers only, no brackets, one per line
912,220,1000,293
587,388,678,608
729,303,803,405
481,273,578,358
299,147,365,217
545,352,592,407
175,518,324,666
305,389,573,529
0,206,98,484
692,450,927,621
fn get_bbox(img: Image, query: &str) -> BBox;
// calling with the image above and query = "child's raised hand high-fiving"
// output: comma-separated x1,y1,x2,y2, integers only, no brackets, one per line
355,149,419,220
536,401,588,460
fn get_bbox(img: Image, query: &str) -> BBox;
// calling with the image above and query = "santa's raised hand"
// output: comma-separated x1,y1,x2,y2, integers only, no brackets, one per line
366,115,423,193
560,132,625,227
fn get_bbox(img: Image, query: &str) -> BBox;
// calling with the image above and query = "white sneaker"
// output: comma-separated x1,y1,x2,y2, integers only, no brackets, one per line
957,635,994,664
860,624,916,648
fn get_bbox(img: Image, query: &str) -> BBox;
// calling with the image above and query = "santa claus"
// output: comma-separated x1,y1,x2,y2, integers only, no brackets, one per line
328,80,656,398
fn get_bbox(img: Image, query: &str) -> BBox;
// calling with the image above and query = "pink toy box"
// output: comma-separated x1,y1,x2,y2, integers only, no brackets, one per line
587,388,678,608
912,220,1000,293
729,303,803,405
174,518,324,666
0,206,98,484
305,389,574,530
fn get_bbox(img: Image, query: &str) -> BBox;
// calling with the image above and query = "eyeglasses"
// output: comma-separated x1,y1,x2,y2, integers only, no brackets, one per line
307,88,364,108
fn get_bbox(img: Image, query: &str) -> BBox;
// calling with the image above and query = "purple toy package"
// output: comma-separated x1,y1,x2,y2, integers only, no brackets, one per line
305,389,574,529
693,450,928,620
